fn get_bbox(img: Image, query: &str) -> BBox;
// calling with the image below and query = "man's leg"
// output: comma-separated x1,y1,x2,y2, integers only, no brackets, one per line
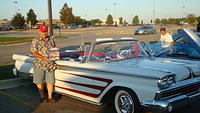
33,67,46,101
37,83,44,98
46,71,55,102
47,83,53,99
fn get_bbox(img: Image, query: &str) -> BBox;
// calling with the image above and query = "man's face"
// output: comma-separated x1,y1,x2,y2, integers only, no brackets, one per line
39,31,48,40
160,30,166,35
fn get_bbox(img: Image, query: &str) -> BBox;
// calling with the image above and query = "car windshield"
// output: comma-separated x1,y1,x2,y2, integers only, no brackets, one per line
139,26,146,29
89,40,149,62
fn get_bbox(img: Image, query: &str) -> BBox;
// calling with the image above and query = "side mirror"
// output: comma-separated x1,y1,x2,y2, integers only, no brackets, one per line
104,56,112,63
79,56,87,63
149,51,156,57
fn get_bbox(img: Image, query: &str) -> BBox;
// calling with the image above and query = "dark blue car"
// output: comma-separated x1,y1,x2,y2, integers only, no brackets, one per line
145,28,200,59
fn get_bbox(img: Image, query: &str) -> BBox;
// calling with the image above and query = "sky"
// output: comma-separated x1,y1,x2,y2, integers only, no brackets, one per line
0,0,199,23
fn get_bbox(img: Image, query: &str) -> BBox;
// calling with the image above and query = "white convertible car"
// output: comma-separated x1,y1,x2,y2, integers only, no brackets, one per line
13,38,200,113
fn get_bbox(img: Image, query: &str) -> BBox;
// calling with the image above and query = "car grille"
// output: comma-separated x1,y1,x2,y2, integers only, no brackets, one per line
154,78,200,100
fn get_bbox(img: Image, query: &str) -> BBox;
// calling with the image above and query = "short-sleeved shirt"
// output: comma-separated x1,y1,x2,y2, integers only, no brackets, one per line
160,33,173,48
31,37,57,72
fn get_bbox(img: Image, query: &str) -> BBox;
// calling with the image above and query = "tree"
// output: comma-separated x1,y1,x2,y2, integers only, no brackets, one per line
11,13,25,27
154,18,160,24
196,16,200,22
124,20,128,24
106,14,114,25
59,3,75,25
161,19,168,24
74,16,84,25
26,9,38,26
150,20,153,24
132,15,139,24
90,19,102,25
168,18,180,25
141,20,144,24
119,17,123,24
186,14,196,24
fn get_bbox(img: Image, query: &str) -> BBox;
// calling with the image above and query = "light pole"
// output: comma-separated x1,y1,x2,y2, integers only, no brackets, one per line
47,0,53,36
182,5,187,17
105,9,108,16
113,3,117,25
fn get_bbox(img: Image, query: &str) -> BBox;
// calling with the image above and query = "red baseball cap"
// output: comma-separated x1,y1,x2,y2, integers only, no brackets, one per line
38,25,48,32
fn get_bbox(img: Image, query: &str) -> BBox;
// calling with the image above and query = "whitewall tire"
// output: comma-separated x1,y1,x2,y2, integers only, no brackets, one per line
114,89,140,113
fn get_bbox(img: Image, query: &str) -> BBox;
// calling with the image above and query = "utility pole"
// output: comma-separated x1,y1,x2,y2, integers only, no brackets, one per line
13,1,18,13
48,0,53,36
113,3,117,25
153,0,156,28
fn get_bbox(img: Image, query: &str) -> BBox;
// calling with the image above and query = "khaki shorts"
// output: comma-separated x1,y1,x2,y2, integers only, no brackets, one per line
33,67,55,84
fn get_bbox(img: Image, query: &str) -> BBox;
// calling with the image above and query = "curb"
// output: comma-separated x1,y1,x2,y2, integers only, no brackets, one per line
0,78,32,90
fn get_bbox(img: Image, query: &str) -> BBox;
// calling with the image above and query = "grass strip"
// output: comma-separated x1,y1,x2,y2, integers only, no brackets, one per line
0,37,33,45
0,36,68,45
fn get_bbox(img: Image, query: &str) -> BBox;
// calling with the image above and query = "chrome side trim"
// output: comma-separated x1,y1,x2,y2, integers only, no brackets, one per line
55,90,102,106
58,65,160,80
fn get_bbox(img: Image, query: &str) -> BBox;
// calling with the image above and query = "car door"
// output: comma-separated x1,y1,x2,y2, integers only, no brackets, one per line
172,36,192,54
54,63,96,101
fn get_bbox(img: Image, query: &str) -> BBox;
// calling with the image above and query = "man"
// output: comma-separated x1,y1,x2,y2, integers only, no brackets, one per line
160,28,174,51
31,25,57,103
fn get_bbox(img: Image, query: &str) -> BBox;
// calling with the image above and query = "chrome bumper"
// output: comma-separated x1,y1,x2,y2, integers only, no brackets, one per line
141,77,200,113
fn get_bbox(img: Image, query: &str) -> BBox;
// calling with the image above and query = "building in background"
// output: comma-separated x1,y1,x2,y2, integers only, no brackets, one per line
0,19,11,27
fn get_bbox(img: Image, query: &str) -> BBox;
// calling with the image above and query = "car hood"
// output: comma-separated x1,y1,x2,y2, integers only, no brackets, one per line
108,57,200,82
178,28,200,54
56,57,200,82
135,29,145,32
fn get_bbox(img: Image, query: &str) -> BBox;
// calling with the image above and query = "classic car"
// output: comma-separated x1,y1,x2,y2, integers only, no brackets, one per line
134,26,157,35
145,28,200,59
13,38,200,113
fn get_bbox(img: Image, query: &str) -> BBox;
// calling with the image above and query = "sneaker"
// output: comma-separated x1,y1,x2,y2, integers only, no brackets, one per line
40,97,48,103
48,98,56,103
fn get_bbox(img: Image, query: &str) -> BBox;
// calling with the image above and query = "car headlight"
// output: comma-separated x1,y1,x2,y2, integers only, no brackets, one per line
138,30,144,33
158,74,176,89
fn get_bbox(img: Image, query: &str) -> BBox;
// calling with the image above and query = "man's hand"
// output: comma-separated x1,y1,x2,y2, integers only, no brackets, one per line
43,56,51,62
170,42,174,46
31,52,51,62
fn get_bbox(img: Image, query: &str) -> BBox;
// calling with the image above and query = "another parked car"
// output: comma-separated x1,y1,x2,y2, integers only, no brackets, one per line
13,38,200,113
134,26,156,35
197,22,200,32
0,27,11,31
68,25,77,29
145,28,200,59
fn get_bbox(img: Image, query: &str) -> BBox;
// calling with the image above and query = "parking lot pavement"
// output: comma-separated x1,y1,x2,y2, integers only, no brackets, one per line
0,83,116,113
0,84,39,113
0,82,200,113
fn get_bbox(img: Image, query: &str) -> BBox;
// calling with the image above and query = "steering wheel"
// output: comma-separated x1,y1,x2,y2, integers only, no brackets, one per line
117,50,132,58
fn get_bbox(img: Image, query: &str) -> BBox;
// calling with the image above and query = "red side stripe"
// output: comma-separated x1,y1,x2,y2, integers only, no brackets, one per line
56,72,113,98
56,79,105,90
62,72,113,84
55,85,99,98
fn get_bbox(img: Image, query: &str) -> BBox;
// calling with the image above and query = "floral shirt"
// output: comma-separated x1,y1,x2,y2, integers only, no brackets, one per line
31,37,57,72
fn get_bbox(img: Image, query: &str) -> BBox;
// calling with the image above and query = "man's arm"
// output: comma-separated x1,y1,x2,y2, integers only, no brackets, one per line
31,52,50,62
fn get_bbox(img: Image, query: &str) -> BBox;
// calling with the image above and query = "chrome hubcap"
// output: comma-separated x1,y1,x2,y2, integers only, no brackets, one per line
118,93,134,113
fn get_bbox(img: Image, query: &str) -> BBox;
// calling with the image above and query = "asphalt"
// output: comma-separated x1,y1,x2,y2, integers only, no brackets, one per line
0,78,200,113
0,78,115,113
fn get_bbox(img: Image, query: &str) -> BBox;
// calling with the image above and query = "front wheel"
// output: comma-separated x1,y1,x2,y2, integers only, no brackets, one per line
114,89,141,113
